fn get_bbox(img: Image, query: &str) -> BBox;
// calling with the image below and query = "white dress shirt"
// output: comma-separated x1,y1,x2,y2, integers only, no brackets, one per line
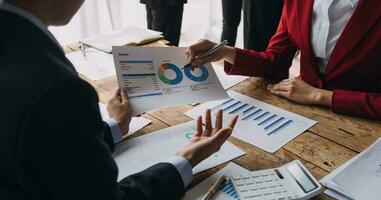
0,1,192,187
311,0,359,73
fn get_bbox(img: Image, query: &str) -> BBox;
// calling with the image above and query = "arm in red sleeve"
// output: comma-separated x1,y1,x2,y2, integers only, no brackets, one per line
225,5,297,79
332,90,381,120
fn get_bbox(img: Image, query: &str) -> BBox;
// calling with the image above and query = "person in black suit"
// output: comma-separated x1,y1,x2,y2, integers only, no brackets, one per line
140,0,187,46
221,0,243,46
221,0,283,51
0,0,238,199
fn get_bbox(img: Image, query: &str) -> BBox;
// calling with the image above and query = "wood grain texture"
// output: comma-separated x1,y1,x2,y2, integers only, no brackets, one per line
66,40,379,199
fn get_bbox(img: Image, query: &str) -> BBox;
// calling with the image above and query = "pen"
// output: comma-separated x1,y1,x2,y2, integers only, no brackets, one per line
201,175,227,200
181,40,228,70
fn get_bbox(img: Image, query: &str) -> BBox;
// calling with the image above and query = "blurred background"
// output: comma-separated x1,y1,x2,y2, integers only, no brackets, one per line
49,0,244,48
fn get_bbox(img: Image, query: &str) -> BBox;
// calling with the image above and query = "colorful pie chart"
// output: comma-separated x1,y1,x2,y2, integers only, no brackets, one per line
184,65,209,82
158,63,183,85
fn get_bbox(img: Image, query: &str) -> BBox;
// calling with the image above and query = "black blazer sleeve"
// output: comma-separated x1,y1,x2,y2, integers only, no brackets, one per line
102,121,116,152
18,78,185,200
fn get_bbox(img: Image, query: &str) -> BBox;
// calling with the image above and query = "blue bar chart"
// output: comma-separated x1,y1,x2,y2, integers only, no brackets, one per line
220,180,240,200
185,90,317,153
212,98,295,136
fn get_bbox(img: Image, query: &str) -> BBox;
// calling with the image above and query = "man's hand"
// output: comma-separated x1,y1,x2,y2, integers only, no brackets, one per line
107,89,132,135
186,39,236,69
268,78,333,107
176,109,238,168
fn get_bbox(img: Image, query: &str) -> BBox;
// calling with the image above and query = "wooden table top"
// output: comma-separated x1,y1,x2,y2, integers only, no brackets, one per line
65,40,381,199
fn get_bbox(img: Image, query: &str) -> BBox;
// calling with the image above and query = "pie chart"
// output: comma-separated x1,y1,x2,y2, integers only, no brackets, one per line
158,63,183,85
184,65,209,82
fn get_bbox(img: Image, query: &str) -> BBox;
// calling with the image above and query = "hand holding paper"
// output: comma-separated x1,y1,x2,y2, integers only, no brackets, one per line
106,89,132,135
113,46,229,115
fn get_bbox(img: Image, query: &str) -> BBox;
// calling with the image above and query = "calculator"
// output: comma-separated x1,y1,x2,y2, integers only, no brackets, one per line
229,160,322,200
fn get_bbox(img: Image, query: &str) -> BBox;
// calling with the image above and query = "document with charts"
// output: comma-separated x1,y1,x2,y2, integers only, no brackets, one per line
113,47,228,115
185,90,317,153
113,121,245,181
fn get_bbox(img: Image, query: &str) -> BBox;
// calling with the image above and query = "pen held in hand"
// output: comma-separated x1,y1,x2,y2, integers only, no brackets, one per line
181,40,228,70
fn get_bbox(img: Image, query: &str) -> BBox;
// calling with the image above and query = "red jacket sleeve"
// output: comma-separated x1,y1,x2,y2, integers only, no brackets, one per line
332,90,381,119
225,5,297,79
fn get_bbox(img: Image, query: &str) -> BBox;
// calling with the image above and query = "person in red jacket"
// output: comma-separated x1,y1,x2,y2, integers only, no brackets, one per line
187,0,381,120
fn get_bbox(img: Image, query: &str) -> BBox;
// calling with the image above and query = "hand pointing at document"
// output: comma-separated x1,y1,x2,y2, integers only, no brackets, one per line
186,39,237,69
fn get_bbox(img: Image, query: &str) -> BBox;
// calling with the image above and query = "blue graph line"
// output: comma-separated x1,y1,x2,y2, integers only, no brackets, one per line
128,92,163,99
243,106,256,113
223,101,241,112
229,104,249,114
211,98,234,111
258,114,277,126
120,60,153,64
241,109,262,120
268,119,293,135
254,111,270,121
264,117,285,130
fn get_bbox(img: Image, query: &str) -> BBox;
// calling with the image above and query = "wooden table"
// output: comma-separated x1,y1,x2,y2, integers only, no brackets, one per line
65,41,381,199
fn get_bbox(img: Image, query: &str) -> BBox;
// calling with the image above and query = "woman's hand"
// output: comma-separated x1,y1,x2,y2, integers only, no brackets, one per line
176,109,238,168
186,39,236,69
268,78,333,107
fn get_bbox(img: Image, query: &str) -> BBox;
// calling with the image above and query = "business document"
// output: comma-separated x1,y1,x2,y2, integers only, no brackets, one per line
321,138,381,200
113,47,228,115
185,90,317,153
113,121,245,181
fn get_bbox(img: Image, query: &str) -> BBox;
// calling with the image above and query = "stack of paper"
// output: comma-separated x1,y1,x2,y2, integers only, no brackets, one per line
320,138,381,200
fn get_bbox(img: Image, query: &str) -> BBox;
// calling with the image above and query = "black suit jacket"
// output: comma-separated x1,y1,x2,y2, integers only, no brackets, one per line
0,10,185,200
140,0,187,6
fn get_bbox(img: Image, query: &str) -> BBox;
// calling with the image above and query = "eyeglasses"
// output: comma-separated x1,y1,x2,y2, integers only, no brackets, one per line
79,42,112,60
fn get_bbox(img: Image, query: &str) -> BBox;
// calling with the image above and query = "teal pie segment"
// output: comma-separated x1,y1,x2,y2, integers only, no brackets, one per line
158,63,183,85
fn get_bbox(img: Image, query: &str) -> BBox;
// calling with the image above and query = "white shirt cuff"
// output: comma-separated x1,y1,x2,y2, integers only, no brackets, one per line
164,156,193,188
104,118,123,144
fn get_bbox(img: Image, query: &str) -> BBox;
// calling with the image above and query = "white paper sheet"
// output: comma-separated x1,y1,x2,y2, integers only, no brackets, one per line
324,189,351,200
185,90,317,153
99,103,151,138
113,47,229,115
212,62,248,89
66,50,116,80
183,163,248,200
81,26,163,53
112,121,245,181
320,138,381,200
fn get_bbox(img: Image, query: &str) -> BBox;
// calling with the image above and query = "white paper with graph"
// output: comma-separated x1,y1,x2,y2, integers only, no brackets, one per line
113,121,245,181
113,46,228,115
185,90,317,153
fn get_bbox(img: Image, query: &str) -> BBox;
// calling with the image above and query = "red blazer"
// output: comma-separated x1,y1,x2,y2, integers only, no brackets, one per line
225,0,381,119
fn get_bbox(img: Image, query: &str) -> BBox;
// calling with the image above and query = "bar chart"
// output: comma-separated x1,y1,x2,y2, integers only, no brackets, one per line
185,90,317,153
220,180,240,200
